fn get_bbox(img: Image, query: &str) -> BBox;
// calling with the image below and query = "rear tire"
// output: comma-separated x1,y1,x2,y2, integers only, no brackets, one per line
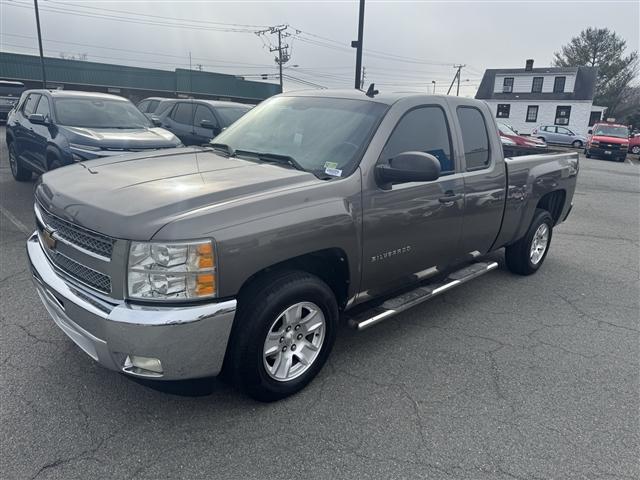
632,146,640,155
226,270,338,402
8,143,32,181
505,209,554,276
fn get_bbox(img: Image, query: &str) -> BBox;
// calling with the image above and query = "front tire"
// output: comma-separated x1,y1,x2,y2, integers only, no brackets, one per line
632,145,640,155
571,140,583,148
8,143,32,181
505,209,553,276
226,271,338,402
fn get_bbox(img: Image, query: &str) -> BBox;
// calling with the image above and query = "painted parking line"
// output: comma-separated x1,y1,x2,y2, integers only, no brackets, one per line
0,204,31,236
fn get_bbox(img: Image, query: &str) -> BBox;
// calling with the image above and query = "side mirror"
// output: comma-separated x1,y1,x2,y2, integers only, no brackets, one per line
200,119,217,130
588,129,593,134
150,116,162,127
28,113,48,125
376,151,441,187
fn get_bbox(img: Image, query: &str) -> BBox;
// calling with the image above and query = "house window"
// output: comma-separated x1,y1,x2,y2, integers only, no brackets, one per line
531,77,544,93
502,77,514,93
555,106,571,125
553,76,566,93
526,106,539,123
496,104,510,118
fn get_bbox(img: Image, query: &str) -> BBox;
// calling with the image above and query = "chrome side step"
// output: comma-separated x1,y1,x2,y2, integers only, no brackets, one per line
348,261,499,331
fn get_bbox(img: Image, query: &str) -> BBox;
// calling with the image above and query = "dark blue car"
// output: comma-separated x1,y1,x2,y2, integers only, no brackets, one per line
5,90,182,181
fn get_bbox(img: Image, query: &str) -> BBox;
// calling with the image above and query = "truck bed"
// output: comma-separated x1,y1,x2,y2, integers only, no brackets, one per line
493,151,579,249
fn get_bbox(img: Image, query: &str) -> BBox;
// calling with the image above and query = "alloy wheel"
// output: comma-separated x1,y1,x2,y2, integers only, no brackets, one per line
263,301,326,382
530,223,549,265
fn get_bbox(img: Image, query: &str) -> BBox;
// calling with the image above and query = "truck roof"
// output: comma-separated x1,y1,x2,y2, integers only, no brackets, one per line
281,88,454,106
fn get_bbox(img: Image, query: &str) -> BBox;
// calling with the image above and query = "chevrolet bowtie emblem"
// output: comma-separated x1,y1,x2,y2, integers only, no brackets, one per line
42,228,57,250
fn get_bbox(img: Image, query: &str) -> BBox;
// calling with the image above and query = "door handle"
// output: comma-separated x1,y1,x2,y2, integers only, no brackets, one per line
438,192,463,204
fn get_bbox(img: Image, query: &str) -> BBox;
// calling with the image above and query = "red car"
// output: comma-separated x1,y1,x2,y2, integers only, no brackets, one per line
497,123,547,149
629,134,640,155
586,123,629,161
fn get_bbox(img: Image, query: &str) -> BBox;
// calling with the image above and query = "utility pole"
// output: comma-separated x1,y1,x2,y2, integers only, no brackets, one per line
256,25,290,92
447,64,465,96
33,0,46,87
352,0,365,89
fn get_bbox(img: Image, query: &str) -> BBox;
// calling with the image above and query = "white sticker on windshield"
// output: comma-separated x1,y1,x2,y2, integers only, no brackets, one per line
294,132,303,146
325,167,342,177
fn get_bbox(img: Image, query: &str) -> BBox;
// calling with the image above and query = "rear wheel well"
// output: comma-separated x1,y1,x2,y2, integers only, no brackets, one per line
237,249,350,310
536,190,566,224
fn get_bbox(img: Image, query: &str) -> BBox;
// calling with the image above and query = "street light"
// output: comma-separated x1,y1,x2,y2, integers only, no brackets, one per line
431,81,436,94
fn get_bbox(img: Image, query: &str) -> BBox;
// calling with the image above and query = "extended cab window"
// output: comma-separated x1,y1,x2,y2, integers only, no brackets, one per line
23,94,41,116
457,107,490,171
138,100,150,112
381,106,454,174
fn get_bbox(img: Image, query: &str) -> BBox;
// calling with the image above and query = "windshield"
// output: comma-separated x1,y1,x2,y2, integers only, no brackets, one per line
593,125,629,138
216,106,251,126
497,122,518,136
53,97,151,128
211,96,387,177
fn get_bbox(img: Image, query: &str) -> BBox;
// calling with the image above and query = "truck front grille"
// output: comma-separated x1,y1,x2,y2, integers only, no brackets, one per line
47,249,112,294
37,203,114,259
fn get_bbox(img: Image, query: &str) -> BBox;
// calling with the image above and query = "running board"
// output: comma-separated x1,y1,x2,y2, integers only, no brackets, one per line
348,261,499,331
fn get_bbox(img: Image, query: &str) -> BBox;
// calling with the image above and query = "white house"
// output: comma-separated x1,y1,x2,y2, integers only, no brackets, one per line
475,60,603,136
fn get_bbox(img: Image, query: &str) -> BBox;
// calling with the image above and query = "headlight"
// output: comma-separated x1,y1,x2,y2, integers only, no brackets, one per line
127,239,216,300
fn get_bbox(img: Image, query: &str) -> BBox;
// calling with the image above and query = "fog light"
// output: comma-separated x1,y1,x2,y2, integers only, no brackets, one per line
123,355,163,376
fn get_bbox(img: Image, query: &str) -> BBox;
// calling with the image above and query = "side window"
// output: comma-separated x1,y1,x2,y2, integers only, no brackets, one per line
194,105,217,127
34,96,50,118
381,106,454,175
456,107,490,171
171,102,195,125
23,94,41,116
553,76,566,93
148,100,160,113
502,77,514,93
138,100,149,112
554,106,571,125
557,127,571,135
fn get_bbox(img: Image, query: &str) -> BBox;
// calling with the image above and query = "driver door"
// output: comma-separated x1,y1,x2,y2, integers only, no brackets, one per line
361,104,465,298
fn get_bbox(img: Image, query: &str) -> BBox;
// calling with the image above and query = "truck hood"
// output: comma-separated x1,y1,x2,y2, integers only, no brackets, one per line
35,147,321,240
60,125,181,149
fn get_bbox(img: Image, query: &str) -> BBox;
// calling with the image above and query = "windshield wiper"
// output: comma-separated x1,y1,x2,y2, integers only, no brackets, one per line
209,142,235,156
234,150,306,172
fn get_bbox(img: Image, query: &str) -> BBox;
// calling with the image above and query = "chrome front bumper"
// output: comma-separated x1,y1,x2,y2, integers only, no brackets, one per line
27,233,236,380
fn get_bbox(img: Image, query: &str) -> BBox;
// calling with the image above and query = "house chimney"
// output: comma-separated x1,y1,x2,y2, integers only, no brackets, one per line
525,59,534,71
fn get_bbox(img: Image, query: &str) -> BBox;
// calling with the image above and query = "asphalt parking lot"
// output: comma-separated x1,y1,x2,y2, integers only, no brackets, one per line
1,125,638,480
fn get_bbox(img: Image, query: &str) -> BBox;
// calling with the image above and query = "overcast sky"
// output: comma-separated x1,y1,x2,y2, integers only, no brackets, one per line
1,0,638,97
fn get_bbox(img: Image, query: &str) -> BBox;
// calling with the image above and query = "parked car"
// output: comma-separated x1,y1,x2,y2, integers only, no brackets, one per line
136,97,176,119
585,122,629,162
533,125,586,148
154,99,252,145
5,90,182,181
628,133,640,155
27,91,578,401
0,80,25,122
497,122,547,148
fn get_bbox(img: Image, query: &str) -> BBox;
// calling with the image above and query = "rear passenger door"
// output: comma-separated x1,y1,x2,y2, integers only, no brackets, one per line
192,105,220,144
166,102,197,145
15,93,41,164
457,105,506,255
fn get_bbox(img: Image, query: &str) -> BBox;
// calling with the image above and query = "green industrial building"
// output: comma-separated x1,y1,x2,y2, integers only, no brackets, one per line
0,52,281,104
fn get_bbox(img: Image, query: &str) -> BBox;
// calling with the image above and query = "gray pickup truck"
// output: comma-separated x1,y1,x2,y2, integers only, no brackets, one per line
27,90,578,401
